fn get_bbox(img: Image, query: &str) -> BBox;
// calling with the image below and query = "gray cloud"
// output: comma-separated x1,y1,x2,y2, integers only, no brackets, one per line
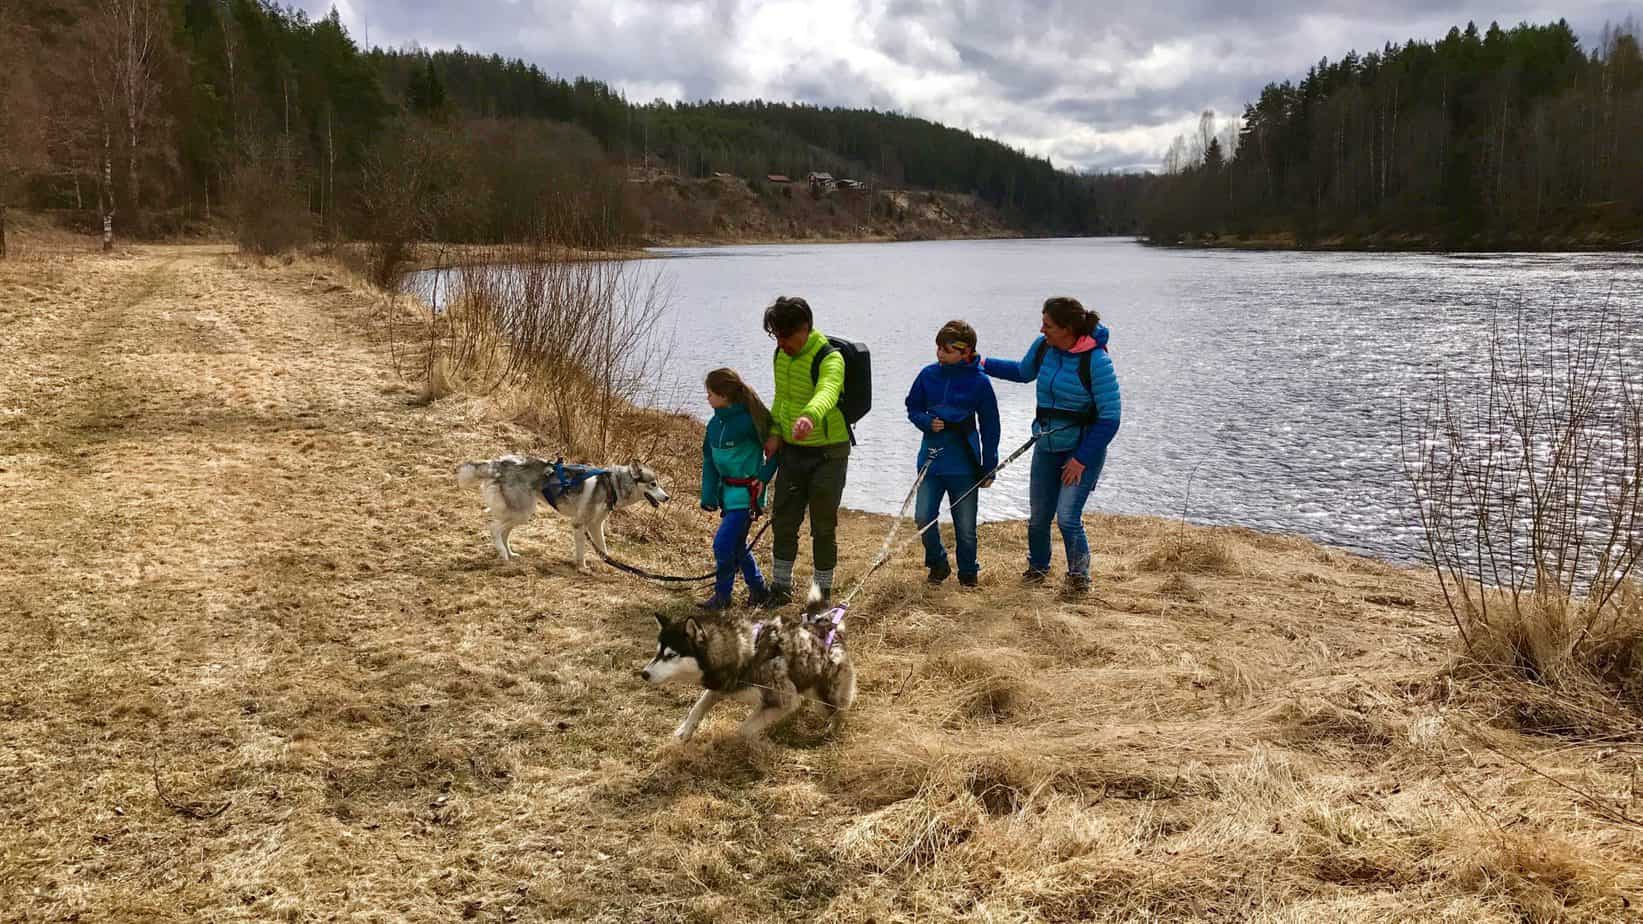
304,0,1641,172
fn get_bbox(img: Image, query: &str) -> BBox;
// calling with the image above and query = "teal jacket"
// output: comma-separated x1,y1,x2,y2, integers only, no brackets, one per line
701,404,779,511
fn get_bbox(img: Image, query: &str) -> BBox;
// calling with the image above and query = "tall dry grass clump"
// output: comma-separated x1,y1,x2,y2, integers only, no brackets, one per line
1404,306,1643,737
378,205,679,465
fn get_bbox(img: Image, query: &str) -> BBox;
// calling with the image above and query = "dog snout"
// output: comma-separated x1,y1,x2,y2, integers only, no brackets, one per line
639,669,651,682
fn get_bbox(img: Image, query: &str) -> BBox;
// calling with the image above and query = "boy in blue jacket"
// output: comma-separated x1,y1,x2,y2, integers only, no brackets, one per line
905,320,1001,586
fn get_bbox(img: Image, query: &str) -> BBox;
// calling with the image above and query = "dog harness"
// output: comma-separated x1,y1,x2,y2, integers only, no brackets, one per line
542,459,616,511
722,476,764,517
808,605,846,651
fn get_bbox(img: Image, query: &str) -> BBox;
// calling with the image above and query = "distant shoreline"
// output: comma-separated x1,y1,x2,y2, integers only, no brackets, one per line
1144,230,1643,254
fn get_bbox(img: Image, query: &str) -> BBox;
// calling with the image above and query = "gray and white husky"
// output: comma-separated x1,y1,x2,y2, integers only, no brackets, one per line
640,586,857,741
455,455,670,567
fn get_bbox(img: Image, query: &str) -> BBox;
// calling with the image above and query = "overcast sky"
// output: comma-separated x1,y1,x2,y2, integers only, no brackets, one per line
301,1,1640,173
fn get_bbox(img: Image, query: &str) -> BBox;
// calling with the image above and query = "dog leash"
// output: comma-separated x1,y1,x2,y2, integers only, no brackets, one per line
596,516,774,584
834,424,1076,607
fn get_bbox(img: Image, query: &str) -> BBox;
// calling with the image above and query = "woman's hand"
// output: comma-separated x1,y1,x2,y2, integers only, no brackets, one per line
792,417,815,441
930,418,945,432
1060,458,1086,486
763,434,783,458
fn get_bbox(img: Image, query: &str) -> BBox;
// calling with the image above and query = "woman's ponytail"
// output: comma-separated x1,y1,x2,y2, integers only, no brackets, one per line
1042,296,1099,338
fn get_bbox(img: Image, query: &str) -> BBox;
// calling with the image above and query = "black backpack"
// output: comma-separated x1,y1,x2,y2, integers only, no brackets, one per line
776,336,872,441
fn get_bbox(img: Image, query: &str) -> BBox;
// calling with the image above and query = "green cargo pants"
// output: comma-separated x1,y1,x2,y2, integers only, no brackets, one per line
770,441,851,573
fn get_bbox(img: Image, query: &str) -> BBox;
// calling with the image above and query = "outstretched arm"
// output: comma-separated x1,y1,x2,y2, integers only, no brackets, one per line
981,336,1046,383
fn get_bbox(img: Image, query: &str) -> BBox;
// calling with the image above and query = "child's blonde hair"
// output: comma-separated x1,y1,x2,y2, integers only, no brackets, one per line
705,368,772,439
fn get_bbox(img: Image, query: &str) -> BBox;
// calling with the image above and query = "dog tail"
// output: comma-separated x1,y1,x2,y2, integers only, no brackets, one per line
803,583,831,618
455,461,493,491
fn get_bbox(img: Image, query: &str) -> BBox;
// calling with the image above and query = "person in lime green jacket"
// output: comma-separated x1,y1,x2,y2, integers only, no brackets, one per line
760,295,850,608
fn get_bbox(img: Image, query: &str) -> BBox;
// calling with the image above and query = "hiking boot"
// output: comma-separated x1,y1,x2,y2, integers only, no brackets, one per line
760,585,793,610
927,561,952,584
957,572,979,588
1021,568,1050,586
745,585,771,607
698,594,733,612
1061,575,1091,598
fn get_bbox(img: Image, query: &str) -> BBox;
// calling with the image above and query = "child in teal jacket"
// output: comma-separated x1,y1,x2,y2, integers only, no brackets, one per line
700,368,780,609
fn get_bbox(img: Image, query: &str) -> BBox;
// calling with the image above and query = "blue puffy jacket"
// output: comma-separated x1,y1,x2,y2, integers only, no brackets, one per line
905,357,1001,478
984,325,1121,465
701,404,779,511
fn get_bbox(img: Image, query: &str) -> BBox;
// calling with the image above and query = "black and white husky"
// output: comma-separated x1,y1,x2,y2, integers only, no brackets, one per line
640,587,857,741
455,455,670,567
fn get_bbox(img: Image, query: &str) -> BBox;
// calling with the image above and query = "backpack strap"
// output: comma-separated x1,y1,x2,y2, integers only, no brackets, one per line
808,343,836,384
808,343,855,445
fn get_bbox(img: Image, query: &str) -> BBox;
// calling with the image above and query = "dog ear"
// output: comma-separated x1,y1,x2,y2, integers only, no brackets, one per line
682,616,705,647
629,460,642,477
654,611,669,630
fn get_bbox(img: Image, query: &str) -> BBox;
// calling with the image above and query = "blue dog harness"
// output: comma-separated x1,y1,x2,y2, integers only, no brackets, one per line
542,459,609,510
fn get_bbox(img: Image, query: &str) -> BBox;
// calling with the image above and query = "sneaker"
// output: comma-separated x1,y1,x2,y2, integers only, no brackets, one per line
927,561,952,584
698,594,733,612
957,573,979,588
1021,568,1050,586
1061,575,1091,597
760,585,793,610
745,585,770,607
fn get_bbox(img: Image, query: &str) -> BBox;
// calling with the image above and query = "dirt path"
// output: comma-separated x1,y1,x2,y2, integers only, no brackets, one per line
0,246,686,919
2,245,1639,922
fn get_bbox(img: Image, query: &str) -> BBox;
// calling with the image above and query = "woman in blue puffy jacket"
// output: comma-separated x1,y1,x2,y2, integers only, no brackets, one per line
981,297,1121,596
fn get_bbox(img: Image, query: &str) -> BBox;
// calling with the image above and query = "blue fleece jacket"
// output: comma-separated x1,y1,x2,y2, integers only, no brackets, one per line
983,325,1121,465
701,404,779,511
905,356,1001,477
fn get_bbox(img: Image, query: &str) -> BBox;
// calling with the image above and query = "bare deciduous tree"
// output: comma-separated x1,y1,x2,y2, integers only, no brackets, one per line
0,4,47,258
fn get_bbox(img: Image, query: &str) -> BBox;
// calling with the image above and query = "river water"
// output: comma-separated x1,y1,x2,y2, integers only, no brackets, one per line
410,239,1643,563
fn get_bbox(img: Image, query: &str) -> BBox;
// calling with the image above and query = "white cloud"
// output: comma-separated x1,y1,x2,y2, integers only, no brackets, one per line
297,0,1638,171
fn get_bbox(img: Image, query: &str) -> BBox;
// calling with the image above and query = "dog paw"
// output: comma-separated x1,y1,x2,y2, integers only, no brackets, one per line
673,727,695,741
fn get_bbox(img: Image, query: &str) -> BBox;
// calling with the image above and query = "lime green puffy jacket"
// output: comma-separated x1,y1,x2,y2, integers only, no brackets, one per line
771,329,849,446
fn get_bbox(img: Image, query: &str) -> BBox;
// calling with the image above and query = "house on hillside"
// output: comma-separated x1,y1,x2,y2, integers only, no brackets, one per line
765,174,792,184
807,172,836,195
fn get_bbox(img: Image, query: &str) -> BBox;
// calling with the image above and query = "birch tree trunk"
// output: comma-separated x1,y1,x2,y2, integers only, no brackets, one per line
101,121,114,252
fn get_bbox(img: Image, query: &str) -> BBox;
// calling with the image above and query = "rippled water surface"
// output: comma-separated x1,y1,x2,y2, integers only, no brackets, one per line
412,239,1643,563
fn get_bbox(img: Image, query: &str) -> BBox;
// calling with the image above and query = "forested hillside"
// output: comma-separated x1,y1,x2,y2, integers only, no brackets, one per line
0,0,1139,256
1142,19,1643,248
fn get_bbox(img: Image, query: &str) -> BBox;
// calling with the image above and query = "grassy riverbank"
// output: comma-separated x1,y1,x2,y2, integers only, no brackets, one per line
2,233,1640,921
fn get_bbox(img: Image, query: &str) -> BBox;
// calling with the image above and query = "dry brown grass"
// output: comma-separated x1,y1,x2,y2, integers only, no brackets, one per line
2,244,1641,922
1140,530,1239,575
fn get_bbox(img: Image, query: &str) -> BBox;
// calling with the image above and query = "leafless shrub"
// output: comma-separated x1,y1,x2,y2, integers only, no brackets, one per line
382,205,676,460
229,149,311,255
1403,305,1643,733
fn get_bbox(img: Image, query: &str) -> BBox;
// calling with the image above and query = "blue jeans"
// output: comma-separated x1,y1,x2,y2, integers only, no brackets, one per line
1027,434,1113,577
916,473,981,576
713,509,766,600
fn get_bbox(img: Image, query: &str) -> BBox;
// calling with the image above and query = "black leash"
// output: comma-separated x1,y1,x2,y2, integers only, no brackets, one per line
597,516,773,584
